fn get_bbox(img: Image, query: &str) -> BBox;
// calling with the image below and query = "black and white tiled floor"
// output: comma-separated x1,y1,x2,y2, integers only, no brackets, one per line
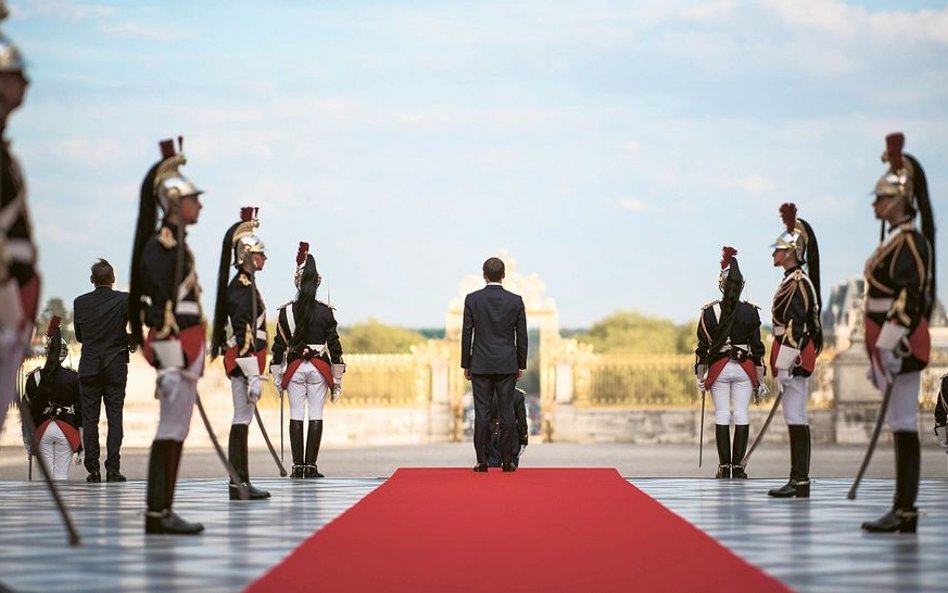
1,477,946,593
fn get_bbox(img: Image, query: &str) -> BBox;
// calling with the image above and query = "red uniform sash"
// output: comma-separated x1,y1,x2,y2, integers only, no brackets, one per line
223,346,268,376
864,317,930,371
705,357,758,390
34,419,81,452
142,324,206,373
769,340,816,377
281,357,333,390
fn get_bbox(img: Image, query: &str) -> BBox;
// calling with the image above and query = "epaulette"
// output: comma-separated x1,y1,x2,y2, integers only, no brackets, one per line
238,275,252,287
27,367,41,377
278,299,294,310
792,269,804,281
157,227,177,249
700,299,720,311
317,299,336,310
743,300,761,309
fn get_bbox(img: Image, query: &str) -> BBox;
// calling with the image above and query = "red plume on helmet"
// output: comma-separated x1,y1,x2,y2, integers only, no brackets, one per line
240,206,254,222
296,242,309,266
721,246,737,270
46,316,62,338
885,132,905,171
779,203,797,234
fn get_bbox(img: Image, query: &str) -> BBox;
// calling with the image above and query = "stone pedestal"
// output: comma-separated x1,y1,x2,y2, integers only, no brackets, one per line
832,334,887,444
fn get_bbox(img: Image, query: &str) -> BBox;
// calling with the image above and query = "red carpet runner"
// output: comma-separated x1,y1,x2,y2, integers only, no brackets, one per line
246,468,792,593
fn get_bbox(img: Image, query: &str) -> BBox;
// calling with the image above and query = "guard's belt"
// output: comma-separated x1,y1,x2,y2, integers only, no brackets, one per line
866,297,894,313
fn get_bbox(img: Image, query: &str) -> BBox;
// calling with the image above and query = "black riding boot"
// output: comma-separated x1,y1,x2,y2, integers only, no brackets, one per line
145,440,203,535
290,420,305,478
731,425,749,479
862,431,920,533
304,420,324,478
714,424,731,479
228,424,270,500
769,425,810,498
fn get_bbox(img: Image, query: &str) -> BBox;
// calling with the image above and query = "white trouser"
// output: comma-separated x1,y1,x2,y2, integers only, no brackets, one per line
38,422,73,481
882,371,921,432
0,326,31,431
780,375,809,425
230,376,254,426
154,345,204,441
287,362,328,421
710,360,753,425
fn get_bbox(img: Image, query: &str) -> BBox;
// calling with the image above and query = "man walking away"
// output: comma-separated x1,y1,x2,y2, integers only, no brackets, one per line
74,259,130,483
461,257,528,473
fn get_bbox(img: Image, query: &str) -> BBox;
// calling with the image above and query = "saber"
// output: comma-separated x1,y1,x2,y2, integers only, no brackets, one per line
254,405,287,476
279,386,285,462
28,452,32,481
848,377,896,500
16,396,81,545
698,389,706,468
195,393,248,500
740,390,783,467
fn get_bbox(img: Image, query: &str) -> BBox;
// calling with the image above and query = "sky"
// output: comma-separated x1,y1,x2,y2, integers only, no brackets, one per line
5,0,948,329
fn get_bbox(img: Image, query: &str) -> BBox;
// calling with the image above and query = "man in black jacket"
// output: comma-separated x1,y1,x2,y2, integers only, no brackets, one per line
461,257,528,472
74,259,130,483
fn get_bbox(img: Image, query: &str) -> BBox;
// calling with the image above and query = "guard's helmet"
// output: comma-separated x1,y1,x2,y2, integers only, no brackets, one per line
0,2,25,74
718,246,744,296
153,138,203,212
44,316,67,363
771,203,812,264
294,242,320,290
233,207,265,266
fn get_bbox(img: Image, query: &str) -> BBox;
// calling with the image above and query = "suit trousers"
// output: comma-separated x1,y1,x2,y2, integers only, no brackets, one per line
472,373,517,465
80,357,128,473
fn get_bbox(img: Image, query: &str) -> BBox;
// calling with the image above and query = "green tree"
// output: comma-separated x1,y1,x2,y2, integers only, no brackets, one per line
579,310,696,355
341,319,426,354
34,297,75,344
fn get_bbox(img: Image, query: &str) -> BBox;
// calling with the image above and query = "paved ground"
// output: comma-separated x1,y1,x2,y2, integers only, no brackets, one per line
0,474,946,593
2,441,946,481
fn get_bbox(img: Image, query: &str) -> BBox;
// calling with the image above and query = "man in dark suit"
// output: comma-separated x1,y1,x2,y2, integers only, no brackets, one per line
73,259,130,482
461,257,528,472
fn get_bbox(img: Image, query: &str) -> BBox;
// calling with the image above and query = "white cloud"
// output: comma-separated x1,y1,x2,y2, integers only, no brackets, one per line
46,138,127,164
12,0,113,21
764,0,948,44
100,21,192,42
735,175,776,196
679,0,736,22
619,197,646,212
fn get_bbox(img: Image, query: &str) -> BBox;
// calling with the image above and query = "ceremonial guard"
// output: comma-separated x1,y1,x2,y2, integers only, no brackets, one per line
936,373,948,458
861,133,935,533
270,243,345,478
23,317,82,480
0,2,39,435
210,207,270,500
768,203,822,498
695,247,765,479
129,138,206,535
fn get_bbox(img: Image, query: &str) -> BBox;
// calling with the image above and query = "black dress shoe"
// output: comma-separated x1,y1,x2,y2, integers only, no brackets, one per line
290,465,305,478
715,465,730,479
86,472,101,483
106,472,127,482
861,508,918,534
229,482,271,501
304,464,324,479
472,463,488,472
144,510,204,535
768,479,810,498
501,462,516,473
731,465,748,479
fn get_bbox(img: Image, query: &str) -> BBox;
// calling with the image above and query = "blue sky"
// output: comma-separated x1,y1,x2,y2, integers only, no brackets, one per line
6,0,948,328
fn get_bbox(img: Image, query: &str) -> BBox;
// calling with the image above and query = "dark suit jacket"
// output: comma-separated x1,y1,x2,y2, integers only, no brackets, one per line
461,284,527,374
74,286,129,378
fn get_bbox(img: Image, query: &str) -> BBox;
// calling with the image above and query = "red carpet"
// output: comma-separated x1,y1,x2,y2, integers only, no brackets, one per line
246,469,792,593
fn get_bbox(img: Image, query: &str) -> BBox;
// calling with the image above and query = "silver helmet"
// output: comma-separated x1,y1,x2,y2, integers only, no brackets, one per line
0,2,25,73
153,138,203,212
44,316,68,363
233,207,265,266
771,202,809,262
874,132,915,209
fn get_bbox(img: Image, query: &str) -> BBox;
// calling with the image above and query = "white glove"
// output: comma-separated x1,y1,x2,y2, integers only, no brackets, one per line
269,364,284,390
330,384,343,403
935,425,948,453
695,377,706,391
156,369,181,402
756,365,766,384
754,381,770,403
247,375,262,404
878,348,902,377
776,369,791,394
74,450,84,466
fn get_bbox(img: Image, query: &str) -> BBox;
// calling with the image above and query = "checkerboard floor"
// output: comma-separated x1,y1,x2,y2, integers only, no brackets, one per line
1,476,946,593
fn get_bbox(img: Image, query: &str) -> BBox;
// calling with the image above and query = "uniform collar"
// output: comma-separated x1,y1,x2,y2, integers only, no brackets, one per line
888,215,914,233
783,264,803,278
161,221,186,239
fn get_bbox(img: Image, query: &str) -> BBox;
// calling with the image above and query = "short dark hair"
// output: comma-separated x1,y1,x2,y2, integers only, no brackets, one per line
90,259,115,285
482,257,505,282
